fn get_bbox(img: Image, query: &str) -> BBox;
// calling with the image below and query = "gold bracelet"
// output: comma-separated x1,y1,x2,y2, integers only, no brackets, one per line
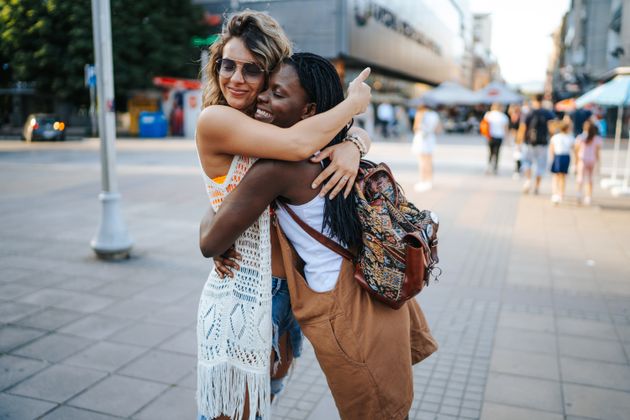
344,134,366,158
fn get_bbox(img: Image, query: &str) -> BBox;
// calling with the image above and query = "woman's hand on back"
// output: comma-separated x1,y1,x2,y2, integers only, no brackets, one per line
310,142,360,199
213,246,241,279
310,126,371,199
347,68,372,115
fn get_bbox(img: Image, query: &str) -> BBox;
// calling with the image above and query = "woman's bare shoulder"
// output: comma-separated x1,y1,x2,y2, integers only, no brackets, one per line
198,105,243,125
196,105,249,144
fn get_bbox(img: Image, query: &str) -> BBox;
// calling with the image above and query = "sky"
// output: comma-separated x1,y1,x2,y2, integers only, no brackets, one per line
470,0,571,89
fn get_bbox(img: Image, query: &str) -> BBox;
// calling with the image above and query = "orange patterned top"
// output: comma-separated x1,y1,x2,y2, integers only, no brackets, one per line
204,155,257,210
212,175,226,184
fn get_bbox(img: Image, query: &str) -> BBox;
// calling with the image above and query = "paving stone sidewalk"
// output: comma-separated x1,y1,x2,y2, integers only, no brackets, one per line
1,135,629,420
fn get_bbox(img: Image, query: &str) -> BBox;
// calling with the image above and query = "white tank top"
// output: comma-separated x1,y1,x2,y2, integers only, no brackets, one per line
276,195,343,292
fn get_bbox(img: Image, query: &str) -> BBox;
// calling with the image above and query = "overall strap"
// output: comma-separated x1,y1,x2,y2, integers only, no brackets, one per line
276,201,355,261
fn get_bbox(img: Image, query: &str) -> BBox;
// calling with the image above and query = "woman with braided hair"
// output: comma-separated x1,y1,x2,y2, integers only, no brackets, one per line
201,52,437,420
195,10,372,420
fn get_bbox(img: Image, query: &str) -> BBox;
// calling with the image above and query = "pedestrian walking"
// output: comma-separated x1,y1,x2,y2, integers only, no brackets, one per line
507,103,523,178
412,104,442,191
482,103,509,174
549,119,574,204
595,111,608,137
570,107,592,137
521,94,556,194
574,120,602,205
377,101,395,138
194,11,371,420
170,101,184,136
200,53,437,420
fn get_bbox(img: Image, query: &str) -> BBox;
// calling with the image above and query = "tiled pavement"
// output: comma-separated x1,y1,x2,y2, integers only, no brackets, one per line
1,135,629,419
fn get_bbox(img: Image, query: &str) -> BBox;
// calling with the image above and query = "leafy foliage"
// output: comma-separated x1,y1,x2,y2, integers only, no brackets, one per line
0,0,205,106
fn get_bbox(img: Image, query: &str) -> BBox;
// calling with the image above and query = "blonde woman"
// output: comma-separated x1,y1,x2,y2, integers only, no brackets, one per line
195,11,372,420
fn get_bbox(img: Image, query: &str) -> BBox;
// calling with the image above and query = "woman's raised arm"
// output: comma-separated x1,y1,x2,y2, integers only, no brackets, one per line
197,68,371,162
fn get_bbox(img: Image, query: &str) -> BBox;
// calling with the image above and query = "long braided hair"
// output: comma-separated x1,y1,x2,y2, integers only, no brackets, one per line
284,52,362,249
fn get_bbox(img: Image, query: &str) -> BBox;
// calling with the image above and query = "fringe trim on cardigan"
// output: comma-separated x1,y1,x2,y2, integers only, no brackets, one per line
197,361,271,420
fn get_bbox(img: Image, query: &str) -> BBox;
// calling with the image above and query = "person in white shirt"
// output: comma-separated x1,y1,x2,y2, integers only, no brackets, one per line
482,103,509,175
377,102,395,138
412,104,442,191
549,119,574,204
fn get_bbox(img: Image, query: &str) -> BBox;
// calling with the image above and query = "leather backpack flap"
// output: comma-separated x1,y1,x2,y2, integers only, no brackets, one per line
402,236,426,298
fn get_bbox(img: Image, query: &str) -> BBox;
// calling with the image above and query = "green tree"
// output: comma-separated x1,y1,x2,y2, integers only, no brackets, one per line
110,0,205,107
0,0,205,108
0,50,11,88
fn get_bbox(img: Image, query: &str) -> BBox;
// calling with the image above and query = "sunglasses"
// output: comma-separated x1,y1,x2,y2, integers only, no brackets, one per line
216,58,265,82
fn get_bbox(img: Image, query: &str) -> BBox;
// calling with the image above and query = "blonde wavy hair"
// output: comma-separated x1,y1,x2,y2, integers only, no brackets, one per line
202,10,292,108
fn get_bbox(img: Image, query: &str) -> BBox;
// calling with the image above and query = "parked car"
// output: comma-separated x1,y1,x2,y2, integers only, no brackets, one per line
22,114,66,142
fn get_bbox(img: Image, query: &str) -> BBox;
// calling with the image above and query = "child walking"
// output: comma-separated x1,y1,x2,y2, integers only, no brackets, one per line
574,120,602,205
549,120,574,204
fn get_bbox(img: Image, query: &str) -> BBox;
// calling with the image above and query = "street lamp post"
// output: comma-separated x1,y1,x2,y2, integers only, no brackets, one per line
90,0,132,259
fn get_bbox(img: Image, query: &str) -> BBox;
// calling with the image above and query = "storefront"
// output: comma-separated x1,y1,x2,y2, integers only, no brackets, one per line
194,0,472,98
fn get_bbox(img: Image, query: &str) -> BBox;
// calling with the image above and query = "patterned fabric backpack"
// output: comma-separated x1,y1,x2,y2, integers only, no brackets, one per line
277,160,440,310
353,160,440,309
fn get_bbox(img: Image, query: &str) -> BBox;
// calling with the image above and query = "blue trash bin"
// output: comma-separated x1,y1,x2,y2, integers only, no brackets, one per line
138,112,167,138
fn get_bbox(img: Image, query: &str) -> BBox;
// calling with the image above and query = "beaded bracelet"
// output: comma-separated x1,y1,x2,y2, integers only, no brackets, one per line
344,134,367,158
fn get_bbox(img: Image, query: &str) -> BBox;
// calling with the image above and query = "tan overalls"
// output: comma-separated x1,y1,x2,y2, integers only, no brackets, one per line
275,223,438,420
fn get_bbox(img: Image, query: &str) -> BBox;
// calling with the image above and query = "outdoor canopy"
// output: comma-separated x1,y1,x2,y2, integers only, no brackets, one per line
576,75,630,107
473,82,523,105
410,81,478,107
576,75,630,196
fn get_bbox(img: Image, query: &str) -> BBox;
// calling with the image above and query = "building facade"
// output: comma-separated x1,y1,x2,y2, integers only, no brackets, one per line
549,0,630,100
470,13,501,90
194,0,473,100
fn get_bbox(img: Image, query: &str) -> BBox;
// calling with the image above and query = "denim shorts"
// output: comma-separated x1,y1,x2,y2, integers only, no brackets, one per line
271,276,303,372
521,144,548,177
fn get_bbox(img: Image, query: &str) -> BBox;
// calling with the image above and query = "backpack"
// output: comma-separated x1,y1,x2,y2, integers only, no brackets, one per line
480,117,490,139
278,160,440,309
526,110,549,145
353,160,440,308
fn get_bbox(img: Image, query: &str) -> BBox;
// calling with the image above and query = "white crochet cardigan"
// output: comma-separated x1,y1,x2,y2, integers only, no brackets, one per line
197,155,272,420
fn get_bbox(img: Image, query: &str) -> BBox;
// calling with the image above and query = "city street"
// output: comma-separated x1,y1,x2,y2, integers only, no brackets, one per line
1,134,630,420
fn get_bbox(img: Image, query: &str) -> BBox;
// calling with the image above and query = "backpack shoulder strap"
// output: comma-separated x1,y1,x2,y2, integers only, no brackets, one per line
276,200,355,261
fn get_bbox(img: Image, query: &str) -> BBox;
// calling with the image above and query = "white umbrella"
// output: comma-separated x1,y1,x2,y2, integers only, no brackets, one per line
575,75,630,195
410,81,478,107
474,82,523,105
